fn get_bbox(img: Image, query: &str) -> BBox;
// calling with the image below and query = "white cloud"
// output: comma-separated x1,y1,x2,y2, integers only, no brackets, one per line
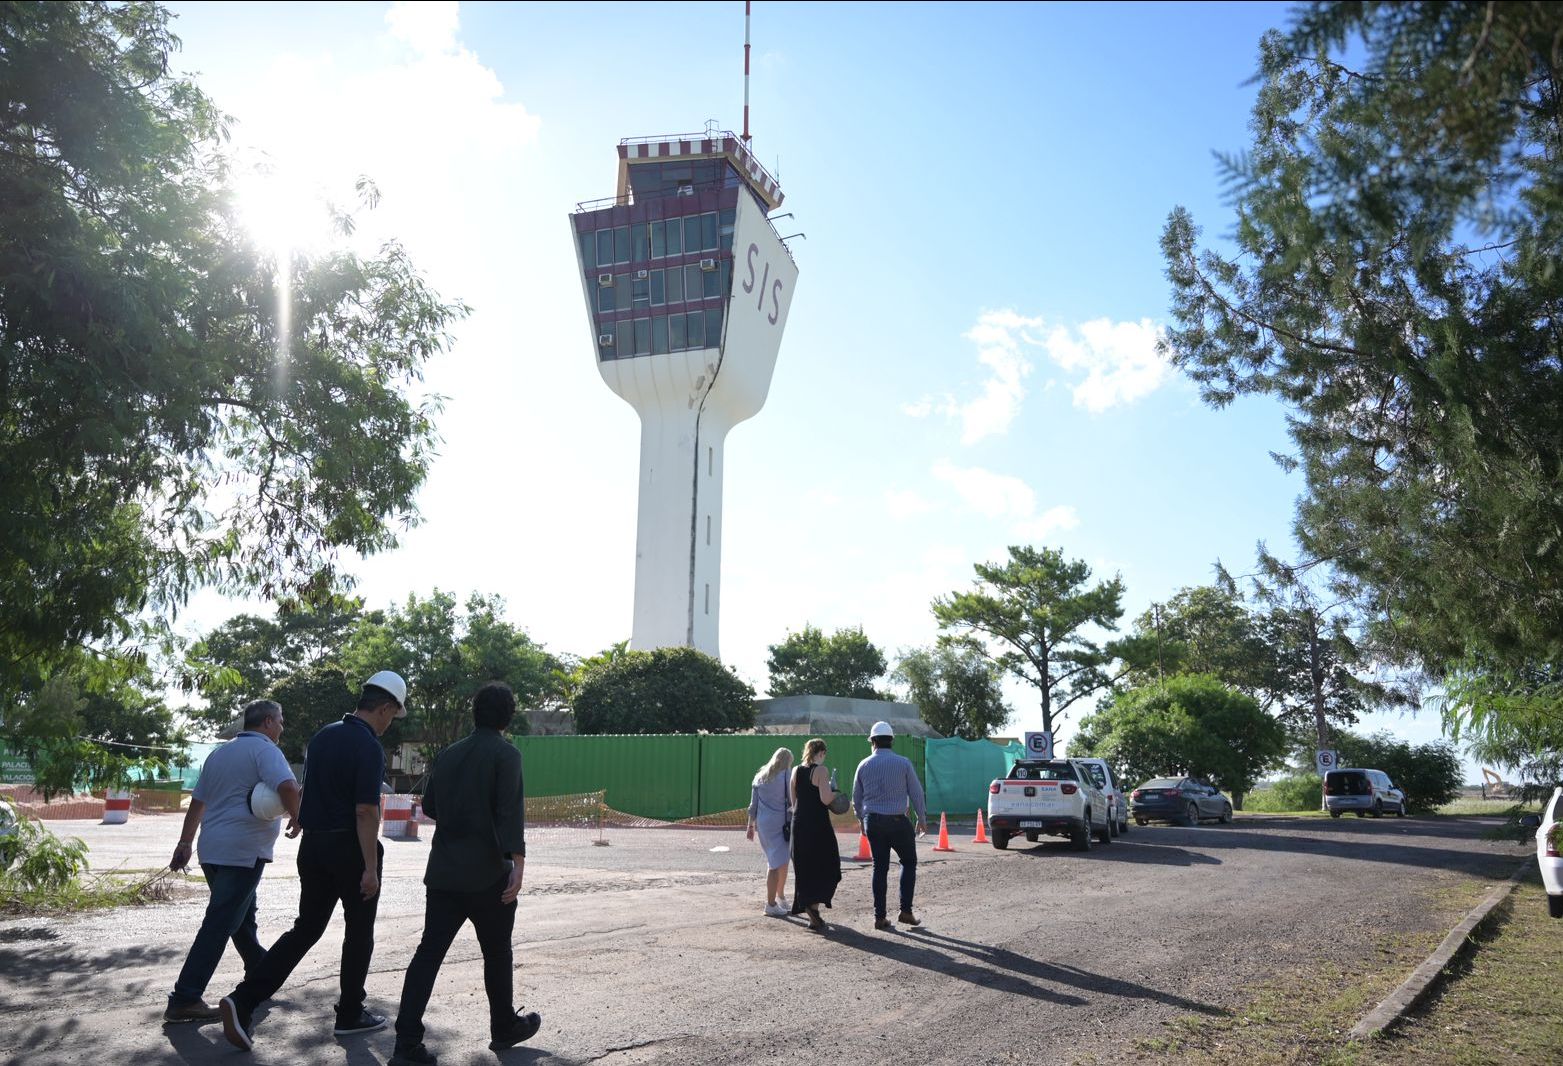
952,310,1044,444
884,488,935,520
905,310,1044,443
386,1,460,55
1043,317,1169,413
224,2,542,286
1012,504,1080,540
931,459,1035,519
931,460,1080,544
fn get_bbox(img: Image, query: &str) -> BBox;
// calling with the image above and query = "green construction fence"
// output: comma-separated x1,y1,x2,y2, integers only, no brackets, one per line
923,737,1027,820
511,734,929,822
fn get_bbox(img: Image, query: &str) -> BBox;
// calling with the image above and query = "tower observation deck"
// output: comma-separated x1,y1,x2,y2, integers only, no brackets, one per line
570,130,798,658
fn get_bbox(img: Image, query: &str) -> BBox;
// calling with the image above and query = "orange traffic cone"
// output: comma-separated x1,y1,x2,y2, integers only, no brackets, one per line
973,810,989,844
932,812,955,852
854,832,872,861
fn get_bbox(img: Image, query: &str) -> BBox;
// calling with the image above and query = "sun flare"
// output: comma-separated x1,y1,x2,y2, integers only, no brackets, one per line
231,167,332,261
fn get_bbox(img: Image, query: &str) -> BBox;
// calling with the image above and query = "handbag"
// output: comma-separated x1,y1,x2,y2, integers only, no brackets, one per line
781,775,792,841
827,768,851,815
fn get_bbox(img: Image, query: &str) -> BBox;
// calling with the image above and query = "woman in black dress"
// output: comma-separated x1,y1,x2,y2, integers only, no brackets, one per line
789,737,842,932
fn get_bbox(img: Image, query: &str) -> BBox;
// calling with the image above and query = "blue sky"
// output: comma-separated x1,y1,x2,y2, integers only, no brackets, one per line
164,1,1464,775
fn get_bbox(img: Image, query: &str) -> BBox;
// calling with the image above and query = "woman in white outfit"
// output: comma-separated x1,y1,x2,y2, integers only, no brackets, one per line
746,747,794,916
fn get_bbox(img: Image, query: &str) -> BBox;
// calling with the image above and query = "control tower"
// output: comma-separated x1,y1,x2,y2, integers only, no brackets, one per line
570,129,797,657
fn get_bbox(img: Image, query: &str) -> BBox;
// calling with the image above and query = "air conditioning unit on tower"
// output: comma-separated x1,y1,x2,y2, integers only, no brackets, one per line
598,333,614,346
597,273,613,286
635,269,649,280
699,258,717,271
676,186,695,197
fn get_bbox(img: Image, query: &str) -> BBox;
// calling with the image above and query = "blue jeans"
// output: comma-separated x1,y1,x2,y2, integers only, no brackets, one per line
170,860,268,1005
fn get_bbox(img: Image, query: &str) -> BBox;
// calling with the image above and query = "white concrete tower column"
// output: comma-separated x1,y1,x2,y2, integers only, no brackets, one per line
571,133,797,658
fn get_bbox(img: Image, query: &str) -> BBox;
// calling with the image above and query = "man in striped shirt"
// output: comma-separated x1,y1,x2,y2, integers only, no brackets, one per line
851,721,928,931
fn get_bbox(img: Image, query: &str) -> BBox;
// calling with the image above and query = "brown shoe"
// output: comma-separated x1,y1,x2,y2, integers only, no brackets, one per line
897,910,921,926
163,999,221,1024
806,908,826,932
873,917,893,931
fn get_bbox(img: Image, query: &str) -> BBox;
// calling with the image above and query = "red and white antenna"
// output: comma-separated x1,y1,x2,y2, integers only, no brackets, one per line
742,1,752,144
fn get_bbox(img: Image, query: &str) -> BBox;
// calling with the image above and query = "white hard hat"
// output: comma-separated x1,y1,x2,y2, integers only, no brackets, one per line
248,781,286,821
869,720,894,738
364,670,408,717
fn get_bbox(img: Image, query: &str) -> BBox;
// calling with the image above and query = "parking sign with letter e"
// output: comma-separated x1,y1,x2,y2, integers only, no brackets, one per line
1024,731,1053,759
1316,749,1337,775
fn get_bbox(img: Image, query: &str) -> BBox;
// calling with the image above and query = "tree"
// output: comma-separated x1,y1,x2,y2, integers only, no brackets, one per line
1072,674,1286,806
1243,553,1414,748
572,647,755,735
264,665,356,763
1438,664,1563,801
1113,582,1272,692
182,598,363,732
3,665,187,798
893,642,1011,740
1315,729,1462,814
554,639,630,710
932,546,1123,733
1,2,465,713
1160,4,1563,680
765,624,890,700
340,591,561,761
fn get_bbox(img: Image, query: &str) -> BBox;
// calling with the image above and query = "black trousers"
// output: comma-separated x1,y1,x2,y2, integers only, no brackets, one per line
866,812,918,919
231,832,383,1019
394,874,517,1043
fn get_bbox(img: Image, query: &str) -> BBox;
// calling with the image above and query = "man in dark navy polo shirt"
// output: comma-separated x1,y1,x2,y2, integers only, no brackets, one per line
220,670,407,1051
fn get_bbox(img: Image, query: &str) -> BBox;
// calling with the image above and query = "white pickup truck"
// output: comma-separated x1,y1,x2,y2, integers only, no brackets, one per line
987,758,1113,851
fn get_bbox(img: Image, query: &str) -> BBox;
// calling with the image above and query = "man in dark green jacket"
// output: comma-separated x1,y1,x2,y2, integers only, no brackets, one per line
389,682,541,1066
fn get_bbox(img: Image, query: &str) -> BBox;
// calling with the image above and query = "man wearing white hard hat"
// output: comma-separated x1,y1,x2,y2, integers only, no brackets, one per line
165,699,299,1024
851,720,928,931
220,671,407,1051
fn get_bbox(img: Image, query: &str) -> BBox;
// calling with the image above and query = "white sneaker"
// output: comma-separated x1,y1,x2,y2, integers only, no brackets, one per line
776,896,789,910
764,902,788,917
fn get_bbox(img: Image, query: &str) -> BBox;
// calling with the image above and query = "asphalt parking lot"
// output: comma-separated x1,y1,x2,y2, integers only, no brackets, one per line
0,813,1530,1066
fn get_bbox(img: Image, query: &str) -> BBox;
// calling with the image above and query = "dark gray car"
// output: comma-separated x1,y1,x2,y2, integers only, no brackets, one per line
1129,777,1233,826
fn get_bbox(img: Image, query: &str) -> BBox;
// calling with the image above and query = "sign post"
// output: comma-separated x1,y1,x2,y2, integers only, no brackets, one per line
1023,731,1054,760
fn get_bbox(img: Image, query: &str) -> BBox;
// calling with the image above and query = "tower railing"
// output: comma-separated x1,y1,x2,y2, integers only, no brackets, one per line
617,130,779,187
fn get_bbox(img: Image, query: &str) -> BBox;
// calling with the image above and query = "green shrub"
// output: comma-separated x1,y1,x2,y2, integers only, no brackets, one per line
0,797,88,891
573,647,755,734
1245,773,1323,812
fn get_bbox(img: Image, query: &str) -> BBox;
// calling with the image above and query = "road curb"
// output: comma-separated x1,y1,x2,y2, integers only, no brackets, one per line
1348,861,1530,1040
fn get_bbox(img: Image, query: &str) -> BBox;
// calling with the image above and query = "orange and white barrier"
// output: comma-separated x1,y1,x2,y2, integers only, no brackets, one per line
102,788,132,825
382,794,418,840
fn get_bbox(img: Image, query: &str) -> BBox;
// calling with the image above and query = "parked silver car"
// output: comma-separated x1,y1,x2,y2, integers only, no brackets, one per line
1323,768,1407,818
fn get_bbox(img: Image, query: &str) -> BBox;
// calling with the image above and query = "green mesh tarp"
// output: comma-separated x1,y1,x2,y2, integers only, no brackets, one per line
924,737,1023,819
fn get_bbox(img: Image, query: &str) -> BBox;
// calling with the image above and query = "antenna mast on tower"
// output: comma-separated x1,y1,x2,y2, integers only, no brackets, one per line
742,1,752,144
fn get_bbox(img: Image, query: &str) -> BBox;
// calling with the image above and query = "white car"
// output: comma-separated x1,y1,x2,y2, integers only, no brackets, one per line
1073,757,1129,835
987,758,1113,851
1522,786,1563,919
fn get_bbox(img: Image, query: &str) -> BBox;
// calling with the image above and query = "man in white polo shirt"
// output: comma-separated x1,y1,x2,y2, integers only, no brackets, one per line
164,699,299,1024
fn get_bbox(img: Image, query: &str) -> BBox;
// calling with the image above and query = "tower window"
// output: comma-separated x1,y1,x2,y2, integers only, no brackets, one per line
704,583,710,615
706,514,711,544
707,447,713,477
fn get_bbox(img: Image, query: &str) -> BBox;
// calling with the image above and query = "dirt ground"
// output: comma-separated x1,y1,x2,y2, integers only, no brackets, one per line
0,813,1529,1066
